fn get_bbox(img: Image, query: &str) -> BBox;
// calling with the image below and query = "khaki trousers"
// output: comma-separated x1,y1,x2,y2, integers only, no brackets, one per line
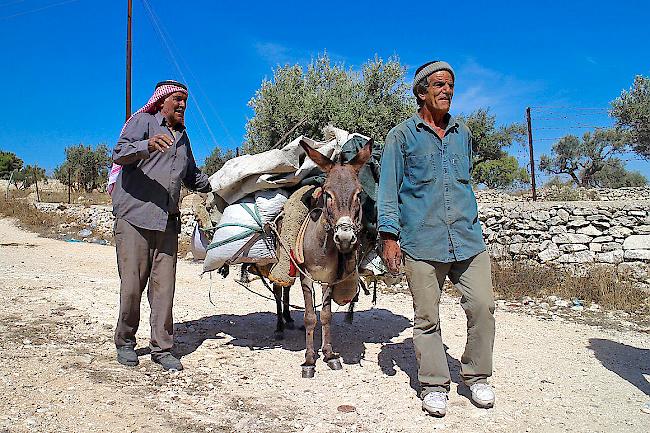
114,217,178,354
404,250,495,396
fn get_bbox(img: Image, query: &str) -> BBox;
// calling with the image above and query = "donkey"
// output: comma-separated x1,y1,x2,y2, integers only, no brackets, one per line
296,138,373,378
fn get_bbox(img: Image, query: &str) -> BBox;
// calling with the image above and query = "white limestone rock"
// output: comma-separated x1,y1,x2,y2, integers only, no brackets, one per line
608,226,633,238
552,233,592,244
577,225,603,236
624,250,650,261
623,235,650,250
557,209,570,222
538,244,562,262
557,251,595,263
596,250,624,264
560,244,588,252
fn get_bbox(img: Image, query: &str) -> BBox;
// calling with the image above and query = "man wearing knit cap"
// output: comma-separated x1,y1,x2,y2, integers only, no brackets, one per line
111,80,211,371
377,61,495,416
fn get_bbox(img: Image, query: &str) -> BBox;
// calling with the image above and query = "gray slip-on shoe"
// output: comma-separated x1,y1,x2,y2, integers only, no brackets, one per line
116,346,139,367
152,352,183,371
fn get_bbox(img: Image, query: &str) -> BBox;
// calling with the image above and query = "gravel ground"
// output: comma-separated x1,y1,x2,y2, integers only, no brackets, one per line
1,217,649,433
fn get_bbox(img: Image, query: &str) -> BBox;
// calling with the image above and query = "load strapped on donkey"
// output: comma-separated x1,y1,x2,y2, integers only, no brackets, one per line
195,126,398,377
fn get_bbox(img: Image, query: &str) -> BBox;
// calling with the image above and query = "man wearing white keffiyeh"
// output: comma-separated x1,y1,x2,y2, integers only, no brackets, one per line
111,80,211,371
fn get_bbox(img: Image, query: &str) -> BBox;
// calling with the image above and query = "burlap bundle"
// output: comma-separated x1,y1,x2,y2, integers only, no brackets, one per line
268,185,314,287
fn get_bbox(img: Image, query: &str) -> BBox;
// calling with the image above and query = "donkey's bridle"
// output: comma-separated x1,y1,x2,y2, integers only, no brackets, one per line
319,190,363,235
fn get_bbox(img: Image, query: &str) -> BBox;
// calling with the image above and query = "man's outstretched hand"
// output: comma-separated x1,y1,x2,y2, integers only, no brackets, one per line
380,233,402,275
148,134,173,153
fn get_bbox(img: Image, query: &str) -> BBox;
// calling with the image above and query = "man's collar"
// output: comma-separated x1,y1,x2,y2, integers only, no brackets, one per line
413,112,458,133
154,111,186,131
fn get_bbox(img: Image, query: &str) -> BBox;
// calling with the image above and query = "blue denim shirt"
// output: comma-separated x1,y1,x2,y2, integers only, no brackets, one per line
377,113,486,262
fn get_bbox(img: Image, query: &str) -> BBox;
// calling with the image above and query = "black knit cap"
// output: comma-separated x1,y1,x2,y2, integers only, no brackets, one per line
155,80,188,90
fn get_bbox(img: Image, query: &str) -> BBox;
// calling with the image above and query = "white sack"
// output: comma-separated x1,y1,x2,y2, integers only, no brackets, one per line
190,223,210,261
254,189,289,223
208,126,367,204
203,200,276,273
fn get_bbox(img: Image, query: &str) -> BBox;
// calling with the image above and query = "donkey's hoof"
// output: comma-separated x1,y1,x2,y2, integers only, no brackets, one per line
301,365,316,378
326,358,342,370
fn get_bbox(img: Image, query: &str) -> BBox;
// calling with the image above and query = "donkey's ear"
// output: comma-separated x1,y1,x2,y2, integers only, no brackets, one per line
300,139,334,173
348,139,374,174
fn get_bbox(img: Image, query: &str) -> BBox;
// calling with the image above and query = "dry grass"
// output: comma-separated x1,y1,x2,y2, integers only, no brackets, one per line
492,260,648,312
4,189,111,205
0,196,74,237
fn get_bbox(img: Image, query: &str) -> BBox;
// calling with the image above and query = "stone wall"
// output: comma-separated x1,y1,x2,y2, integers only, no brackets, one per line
475,186,650,203
23,191,650,289
480,201,650,288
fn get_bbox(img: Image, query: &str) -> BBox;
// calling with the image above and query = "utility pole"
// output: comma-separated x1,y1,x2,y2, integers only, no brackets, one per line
526,107,537,201
125,0,133,121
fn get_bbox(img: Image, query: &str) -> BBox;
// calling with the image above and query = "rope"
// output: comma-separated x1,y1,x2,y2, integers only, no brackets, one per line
232,266,313,310
268,217,359,288
205,203,263,250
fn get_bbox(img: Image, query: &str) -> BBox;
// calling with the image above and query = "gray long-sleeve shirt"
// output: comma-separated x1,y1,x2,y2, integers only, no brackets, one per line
111,111,211,232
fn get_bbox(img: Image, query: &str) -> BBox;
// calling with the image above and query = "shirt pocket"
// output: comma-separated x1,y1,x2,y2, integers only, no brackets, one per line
451,153,470,184
405,153,436,185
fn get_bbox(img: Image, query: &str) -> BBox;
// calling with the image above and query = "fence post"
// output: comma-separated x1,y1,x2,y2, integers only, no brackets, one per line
34,171,40,202
526,107,537,201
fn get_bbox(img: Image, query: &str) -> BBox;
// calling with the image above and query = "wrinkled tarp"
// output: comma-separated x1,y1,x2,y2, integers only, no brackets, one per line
208,126,369,204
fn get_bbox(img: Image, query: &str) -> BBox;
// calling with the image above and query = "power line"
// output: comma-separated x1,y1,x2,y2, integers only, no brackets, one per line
535,125,612,130
140,0,237,149
530,106,608,111
140,0,220,151
0,0,81,20
0,0,27,8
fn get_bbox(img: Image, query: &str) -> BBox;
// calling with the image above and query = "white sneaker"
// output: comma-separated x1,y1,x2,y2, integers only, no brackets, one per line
422,391,447,417
470,383,495,408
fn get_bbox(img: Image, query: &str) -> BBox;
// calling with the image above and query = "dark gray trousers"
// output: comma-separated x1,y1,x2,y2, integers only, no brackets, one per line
114,217,178,354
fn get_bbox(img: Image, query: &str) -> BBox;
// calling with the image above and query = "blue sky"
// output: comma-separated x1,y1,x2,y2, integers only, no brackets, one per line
1,0,649,180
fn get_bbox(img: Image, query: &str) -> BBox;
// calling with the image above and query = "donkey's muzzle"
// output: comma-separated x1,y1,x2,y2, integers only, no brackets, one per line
333,217,357,253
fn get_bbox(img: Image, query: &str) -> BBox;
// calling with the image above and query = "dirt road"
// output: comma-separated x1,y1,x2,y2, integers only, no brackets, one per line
1,217,648,433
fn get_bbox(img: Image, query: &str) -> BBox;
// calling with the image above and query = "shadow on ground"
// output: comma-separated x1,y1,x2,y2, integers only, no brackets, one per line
588,338,650,396
378,339,462,395
174,307,412,368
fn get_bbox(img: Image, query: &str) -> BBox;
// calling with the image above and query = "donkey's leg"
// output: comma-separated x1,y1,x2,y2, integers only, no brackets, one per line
321,284,342,370
273,284,285,340
282,285,295,329
301,277,317,378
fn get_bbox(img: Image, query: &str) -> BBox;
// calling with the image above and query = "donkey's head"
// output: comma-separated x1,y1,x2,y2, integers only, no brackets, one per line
300,139,373,253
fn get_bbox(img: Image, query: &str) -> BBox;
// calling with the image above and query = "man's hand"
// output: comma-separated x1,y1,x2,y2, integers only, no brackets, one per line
147,134,173,153
380,232,402,275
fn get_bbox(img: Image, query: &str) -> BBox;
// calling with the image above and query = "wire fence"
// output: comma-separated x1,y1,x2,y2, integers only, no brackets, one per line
516,105,649,199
